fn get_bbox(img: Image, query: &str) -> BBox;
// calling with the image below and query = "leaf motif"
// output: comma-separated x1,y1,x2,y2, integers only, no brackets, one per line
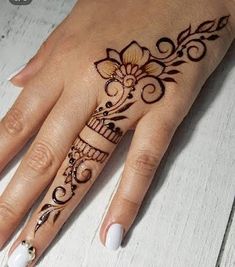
177,25,191,45
162,77,177,83
109,115,127,121
34,210,51,233
40,210,51,223
166,70,180,75
65,175,72,184
40,204,53,212
207,34,219,41
171,60,186,66
195,20,215,33
34,222,41,233
53,211,61,223
216,15,230,30
116,102,135,113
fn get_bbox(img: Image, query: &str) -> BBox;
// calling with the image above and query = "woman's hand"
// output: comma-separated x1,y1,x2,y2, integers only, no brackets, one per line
1,0,234,266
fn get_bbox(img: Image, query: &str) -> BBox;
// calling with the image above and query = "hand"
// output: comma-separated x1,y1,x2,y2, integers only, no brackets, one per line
1,0,234,266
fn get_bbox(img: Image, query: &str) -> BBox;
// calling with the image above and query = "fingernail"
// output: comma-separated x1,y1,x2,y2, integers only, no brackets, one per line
105,223,124,250
7,240,36,267
7,64,27,81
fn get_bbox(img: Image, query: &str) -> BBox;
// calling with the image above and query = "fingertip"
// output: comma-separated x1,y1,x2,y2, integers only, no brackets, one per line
100,209,127,250
7,240,36,267
10,76,27,87
9,60,38,87
7,64,27,83
8,54,43,86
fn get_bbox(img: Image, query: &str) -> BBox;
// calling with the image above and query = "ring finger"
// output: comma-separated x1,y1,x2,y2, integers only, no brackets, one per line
0,61,63,174
0,87,96,248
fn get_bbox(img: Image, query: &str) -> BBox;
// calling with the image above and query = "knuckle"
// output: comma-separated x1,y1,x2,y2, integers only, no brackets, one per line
115,192,141,216
163,100,188,130
120,195,141,211
0,200,18,222
158,117,178,136
129,150,159,177
2,107,25,136
52,35,78,61
26,141,56,174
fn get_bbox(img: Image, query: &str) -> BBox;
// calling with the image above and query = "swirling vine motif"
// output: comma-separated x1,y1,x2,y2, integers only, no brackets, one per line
34,15,229,234
88,15,229,143
34,137,108,234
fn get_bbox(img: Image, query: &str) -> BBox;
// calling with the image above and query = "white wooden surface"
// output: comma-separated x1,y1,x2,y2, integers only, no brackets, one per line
0,1,234,267
219,199,235,267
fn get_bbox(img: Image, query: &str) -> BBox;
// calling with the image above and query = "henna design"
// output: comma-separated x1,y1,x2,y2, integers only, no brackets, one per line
34,16,229,234
34,136,108,234
87,15,229,143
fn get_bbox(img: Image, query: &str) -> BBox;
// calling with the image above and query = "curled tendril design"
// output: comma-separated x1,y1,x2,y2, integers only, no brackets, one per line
89,15,229,144
94,15,229,120
34,137,108,234
140,77,165,104
155,15,229,63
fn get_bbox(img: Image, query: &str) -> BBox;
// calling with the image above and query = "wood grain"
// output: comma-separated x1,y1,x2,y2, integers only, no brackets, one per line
0,1,234,266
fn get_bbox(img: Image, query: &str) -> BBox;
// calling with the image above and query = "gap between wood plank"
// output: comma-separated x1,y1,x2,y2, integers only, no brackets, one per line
215,196,235,267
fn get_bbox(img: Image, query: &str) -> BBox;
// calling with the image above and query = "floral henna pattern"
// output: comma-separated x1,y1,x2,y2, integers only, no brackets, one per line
87,15,230,143
34,15,229,234
34,136,109,234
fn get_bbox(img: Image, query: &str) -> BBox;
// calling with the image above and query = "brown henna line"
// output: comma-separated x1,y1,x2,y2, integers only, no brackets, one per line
89,15,229,143
34,15,229,234
34,136,109,234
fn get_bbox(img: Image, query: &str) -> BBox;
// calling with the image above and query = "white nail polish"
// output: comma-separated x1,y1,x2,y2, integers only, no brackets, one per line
7,64,27,81
7,240,36,267
105,223,124,250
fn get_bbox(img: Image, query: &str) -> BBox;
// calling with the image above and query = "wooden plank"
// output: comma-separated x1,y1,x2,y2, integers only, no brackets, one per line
0,0,76,82
218,198,235,267
0,1,234,266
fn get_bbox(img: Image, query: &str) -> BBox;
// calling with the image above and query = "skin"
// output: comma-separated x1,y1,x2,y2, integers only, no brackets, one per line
0,0,234,265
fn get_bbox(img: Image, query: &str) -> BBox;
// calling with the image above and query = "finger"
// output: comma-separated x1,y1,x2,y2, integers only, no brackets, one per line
9,21,65,87
100,110,180,250
0,62,63,174
0,88,96,248
7,104,131,267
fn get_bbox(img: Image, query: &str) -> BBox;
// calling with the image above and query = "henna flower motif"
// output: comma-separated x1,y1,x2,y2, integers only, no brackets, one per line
95,41,165,88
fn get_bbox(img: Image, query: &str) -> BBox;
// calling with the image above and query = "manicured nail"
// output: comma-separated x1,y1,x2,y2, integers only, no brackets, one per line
7,64,27,81
105,223,124,250
7,240,36,267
